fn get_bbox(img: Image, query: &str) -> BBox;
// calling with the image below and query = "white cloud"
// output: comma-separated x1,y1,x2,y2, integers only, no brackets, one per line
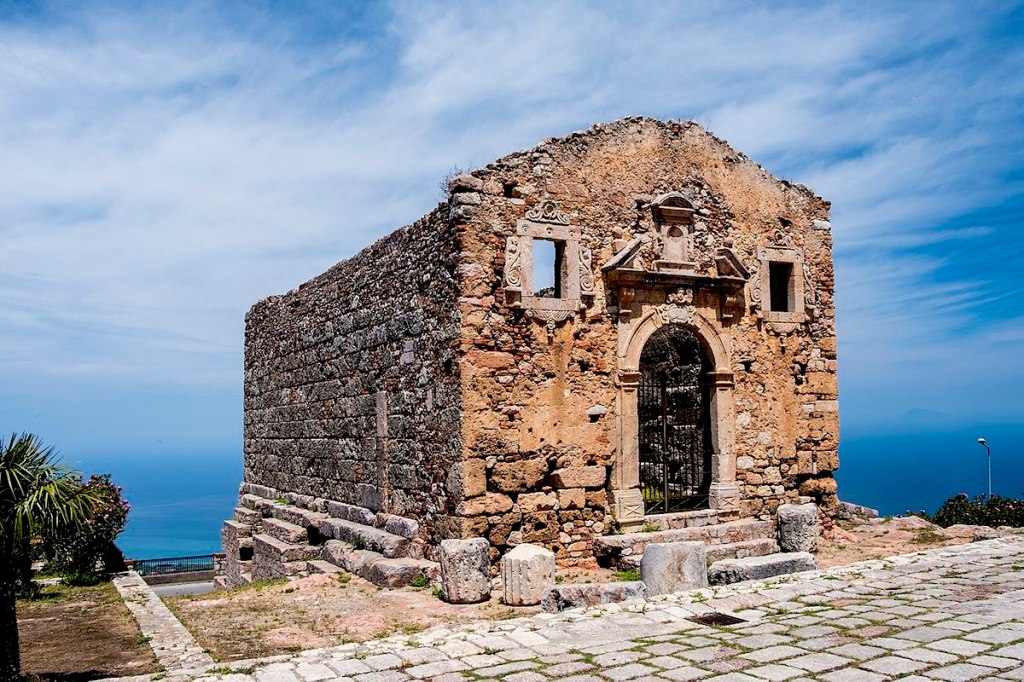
0,0,1021,448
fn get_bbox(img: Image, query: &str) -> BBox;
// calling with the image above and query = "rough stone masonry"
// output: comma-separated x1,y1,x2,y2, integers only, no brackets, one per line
222,117,840,577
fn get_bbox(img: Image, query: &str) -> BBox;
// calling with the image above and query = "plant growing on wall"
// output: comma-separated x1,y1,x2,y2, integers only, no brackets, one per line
0,432,97,681
44,473,131,584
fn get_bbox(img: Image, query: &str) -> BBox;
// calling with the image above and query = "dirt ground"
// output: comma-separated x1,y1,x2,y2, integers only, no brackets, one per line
165,573,538,661
816,515,982,568
166,516,989,662
17,581,160,681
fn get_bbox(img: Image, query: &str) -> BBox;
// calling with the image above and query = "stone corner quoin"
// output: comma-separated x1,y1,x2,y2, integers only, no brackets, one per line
225,116,841,573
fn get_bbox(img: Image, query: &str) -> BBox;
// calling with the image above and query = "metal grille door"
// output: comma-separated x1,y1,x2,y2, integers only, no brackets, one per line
638,327,712,513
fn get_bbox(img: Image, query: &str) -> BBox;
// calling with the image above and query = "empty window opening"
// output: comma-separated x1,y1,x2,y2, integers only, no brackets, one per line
532,238,564,298
768,262,794,312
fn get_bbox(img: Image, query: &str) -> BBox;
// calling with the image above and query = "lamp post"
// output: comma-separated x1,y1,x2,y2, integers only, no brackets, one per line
977,437,991,500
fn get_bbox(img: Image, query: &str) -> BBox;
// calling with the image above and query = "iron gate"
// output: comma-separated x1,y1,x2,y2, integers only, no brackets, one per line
638,327,712,513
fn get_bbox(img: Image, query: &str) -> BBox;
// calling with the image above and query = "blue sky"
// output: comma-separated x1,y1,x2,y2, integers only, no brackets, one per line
1,1,1022,459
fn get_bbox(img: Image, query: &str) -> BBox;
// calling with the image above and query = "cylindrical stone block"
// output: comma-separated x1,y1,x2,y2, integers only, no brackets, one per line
439,537,491,603
500,543,555,606
640,541,708,595
777,502,820,552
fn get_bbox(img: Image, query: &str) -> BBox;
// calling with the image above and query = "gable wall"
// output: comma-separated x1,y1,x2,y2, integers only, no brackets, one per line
446,118,838,564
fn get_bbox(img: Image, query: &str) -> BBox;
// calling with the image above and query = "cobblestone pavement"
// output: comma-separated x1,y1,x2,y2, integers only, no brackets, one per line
129,537,1024,682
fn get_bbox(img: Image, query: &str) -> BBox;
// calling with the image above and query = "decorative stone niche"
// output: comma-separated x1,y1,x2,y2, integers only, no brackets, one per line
503,200,594,337
651,192,697,274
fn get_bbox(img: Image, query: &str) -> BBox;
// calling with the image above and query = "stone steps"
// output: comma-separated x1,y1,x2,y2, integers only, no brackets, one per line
317,517,410,558
708,552,816,585
594,518,775,568
321,539,438,587
219,489,428,590
306,559,343,576
706,538,780,564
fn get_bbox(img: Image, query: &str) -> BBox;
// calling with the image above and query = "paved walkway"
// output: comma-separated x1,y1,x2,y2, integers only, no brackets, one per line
126,537,1024,682
113,571,215,673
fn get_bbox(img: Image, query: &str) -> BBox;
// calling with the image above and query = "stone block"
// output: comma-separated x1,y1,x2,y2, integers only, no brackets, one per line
457,492,513,517
261,517,308,544
448,458,487,498
518,492,556,512
500,543,555,606
541,581,646,613
491,458,547,493
708,552,816,585
365,558,440,588
439,538,491,604
640,541,708,595
550,466,606,489
778,499,819,552
325,500,377,526
448,173,484,193
317,518,409,558
557,488,585,510
376,513,420,539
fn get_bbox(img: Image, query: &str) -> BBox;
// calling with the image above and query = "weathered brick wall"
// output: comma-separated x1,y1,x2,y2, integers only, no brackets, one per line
444,118,838,563
243,207,462,544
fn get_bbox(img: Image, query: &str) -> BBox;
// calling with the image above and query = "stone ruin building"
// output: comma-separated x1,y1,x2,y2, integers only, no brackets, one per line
217,117,840,590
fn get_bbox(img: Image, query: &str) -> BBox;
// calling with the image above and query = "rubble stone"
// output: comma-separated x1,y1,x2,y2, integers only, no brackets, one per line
541,581,646,613
500,543,555,606
708,552,816,585
777,503,820,552
439,538,491,604
640,541,708,595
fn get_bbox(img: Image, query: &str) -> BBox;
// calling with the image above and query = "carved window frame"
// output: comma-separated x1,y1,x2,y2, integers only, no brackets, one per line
755,246,806,325
504,205,594,316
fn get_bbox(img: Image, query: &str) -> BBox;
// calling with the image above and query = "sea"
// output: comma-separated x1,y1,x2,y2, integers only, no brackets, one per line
69,424,1022,560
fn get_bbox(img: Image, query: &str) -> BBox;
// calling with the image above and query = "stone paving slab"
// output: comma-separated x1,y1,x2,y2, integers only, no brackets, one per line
114,537,1024,681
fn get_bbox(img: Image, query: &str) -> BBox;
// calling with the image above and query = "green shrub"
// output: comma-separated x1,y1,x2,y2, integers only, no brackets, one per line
44,473,130,581
920,493,1024,528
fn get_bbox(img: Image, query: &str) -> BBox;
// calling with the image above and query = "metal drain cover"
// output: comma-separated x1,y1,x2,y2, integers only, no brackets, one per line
687,612,746,626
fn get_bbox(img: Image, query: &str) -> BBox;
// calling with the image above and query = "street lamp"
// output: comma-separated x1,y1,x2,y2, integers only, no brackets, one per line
977,437,991,500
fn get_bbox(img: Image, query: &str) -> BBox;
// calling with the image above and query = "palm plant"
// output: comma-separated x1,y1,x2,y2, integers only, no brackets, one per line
0,433,97,681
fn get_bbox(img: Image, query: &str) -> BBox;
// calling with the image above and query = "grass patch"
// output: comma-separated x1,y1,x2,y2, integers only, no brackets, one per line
611,569,641,582
408,575,429,588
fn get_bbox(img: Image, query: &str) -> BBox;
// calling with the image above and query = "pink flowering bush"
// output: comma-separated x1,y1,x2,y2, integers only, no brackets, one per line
925,493,1024,528
44,474,130,584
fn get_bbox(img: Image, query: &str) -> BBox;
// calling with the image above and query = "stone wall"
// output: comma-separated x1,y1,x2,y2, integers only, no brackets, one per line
240,117,840,568
442,118,839,564
243,207,462,546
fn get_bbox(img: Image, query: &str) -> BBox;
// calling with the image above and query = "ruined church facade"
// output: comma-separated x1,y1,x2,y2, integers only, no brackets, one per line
226,118,839,576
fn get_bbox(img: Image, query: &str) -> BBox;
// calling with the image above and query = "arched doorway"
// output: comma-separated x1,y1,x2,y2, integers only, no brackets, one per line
638,325,713,513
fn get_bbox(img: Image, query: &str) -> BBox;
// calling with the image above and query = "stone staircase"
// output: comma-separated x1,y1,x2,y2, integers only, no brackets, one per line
216,484,439,590
594,515,780,570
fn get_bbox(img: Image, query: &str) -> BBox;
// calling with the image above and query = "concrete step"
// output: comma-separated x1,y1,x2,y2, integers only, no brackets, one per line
320,539,438,587
317,518,410,558
594,519,775,568
708,552,817,586
262,517,309,544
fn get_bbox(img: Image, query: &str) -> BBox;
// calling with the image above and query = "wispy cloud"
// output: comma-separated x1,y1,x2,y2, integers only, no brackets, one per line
1,0,1021,452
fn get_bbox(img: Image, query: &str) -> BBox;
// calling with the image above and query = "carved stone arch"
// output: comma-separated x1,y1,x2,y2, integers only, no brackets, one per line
619,305,730,375
610,305,741,524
